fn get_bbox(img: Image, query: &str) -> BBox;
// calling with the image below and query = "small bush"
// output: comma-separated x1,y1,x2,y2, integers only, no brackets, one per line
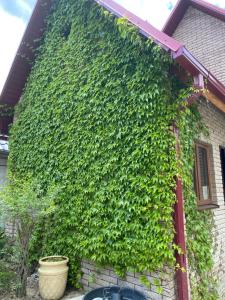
0,229,6,256
0,176,58,297
0,230,16,294
0,260,17,294
0,230,14,261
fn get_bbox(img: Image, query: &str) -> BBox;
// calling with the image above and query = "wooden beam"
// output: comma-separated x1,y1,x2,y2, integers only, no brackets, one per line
203,90,225,114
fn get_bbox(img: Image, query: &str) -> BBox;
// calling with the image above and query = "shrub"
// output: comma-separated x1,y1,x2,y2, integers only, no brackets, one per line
0,230,16,295
0,176,57,297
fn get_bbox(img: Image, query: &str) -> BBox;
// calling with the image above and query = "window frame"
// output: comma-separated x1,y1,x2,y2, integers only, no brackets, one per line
195,141,213,206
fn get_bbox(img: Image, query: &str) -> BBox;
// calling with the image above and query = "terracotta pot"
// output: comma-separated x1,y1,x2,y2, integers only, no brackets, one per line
38,256,69,300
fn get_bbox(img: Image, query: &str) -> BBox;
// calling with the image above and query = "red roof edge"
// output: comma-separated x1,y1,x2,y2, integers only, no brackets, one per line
96,0,183,52
191,0,225,22
163,0,225,36
163,0,189,35
0,0,52,106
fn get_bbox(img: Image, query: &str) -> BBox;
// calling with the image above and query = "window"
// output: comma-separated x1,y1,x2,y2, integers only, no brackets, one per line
195,142,212,205
220,146,225,199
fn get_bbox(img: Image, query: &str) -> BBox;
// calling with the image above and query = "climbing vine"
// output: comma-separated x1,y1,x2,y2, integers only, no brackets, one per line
178,99,218,300
8,0,217,297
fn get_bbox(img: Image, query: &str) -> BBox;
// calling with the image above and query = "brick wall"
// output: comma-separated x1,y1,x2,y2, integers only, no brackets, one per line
198,98,225,298
172,6,225,85
81,260,176,300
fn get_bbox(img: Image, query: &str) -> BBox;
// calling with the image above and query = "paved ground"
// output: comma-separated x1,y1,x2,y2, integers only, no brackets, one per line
62,290,84,299
65,297,83,300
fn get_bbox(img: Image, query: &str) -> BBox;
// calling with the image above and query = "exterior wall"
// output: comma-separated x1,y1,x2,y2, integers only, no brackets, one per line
172,7,225,85
81,260,176,300
198,98,225,298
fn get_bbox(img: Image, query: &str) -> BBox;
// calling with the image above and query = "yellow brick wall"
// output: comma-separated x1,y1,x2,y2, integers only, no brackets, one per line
173,7,225,85
198,98,225,298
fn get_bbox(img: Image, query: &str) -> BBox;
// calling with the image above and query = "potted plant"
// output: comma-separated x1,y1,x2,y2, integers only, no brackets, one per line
38,255,69,300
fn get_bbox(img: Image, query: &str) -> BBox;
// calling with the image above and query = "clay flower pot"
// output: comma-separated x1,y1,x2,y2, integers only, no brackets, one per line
38,256,69,300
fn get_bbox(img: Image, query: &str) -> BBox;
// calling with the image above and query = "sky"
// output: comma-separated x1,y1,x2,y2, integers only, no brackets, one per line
0,0,225,93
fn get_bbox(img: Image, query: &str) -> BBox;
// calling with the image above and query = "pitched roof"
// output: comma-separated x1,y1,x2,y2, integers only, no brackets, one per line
1,0,225,108
163,0,225,35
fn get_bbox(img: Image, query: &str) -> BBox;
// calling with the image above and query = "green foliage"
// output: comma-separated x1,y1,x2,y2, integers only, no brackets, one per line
0,260,17,294
0,177,56,224
0,176,57,297
0,230,17,294
178,99,218,299
10,0,179,276
8,0,216,297
0,229,5,257
0,230,13,261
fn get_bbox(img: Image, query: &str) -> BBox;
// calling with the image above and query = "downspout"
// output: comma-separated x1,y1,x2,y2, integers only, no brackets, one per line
173,76,203,300
173,125,189,300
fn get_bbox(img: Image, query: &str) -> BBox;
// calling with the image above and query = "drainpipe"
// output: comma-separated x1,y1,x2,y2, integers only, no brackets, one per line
173,74,204,300
173,125,189,300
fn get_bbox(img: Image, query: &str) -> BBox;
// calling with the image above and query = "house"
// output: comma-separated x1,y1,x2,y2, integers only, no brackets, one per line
163,0,225,86
1,0,225,299
163,0,225,298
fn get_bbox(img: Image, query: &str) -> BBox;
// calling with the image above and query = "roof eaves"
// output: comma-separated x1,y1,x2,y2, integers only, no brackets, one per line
173,47,225,103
